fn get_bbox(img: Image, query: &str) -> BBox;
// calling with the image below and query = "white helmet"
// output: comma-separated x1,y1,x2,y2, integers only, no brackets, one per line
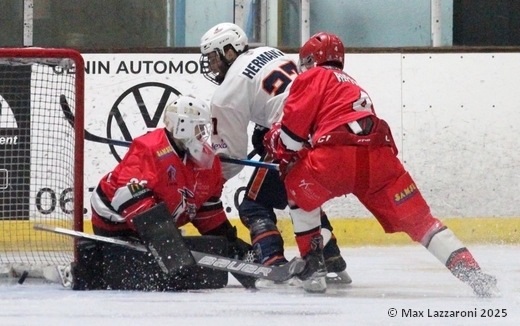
163,96,215,168
199,22,248,85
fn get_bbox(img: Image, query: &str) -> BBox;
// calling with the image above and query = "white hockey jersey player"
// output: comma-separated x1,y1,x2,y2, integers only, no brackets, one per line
208,46,297,180
199,23,350,282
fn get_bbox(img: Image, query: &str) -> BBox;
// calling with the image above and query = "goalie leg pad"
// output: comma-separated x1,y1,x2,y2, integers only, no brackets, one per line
100,242,164,291
99,236,228,291
174,236,229,290
71,239,107,290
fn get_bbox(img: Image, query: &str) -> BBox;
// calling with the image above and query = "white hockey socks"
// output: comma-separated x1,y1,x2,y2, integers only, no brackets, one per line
421,225,498,297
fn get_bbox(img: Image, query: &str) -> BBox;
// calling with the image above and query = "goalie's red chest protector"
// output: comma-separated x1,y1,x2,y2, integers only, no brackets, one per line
126,129,222,210
92,128,223,232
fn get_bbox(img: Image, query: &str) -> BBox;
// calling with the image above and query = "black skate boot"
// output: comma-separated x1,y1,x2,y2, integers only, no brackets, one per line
298,235,327,293
322,229,352,284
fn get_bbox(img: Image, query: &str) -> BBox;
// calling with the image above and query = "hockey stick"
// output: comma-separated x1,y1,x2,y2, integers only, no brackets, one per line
60,95,130,147
220,157,278,170
34,224,305,282
59,95,278,170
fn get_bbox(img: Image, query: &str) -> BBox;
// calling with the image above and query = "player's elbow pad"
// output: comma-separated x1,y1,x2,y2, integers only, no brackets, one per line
124,197,157,230
111,184,156,229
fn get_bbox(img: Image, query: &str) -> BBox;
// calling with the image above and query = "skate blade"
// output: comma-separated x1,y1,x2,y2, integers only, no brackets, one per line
303,276,327,293
475,284,501,298
255,276,302,289
325,270,352,285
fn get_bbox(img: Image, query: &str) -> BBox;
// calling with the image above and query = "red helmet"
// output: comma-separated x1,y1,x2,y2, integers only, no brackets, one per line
299,32,345,72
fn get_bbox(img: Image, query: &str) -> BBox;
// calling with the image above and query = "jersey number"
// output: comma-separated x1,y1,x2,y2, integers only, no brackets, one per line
353,90,374,113
262,61,298,96
212,61,298,135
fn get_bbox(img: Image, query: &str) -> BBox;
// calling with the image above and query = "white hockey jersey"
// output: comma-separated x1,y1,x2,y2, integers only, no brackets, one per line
210,46,298,180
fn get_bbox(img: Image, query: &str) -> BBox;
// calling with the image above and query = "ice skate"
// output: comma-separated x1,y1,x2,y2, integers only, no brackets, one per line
452,264,500,297
322,230,352,285
462,269,499,297
325,256,352,285
298,235,327,293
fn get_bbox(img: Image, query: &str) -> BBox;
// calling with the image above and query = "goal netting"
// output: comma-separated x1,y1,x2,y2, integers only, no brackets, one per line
0,48,84,280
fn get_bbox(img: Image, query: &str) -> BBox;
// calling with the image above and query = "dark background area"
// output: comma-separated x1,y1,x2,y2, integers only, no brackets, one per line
453,0,520,46
2,0,520,49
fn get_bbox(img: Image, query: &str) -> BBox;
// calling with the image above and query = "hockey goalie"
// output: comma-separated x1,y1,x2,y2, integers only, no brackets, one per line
70,95,254,291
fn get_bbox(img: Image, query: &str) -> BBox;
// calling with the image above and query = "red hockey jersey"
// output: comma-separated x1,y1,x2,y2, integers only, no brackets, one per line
91,128,226,235
282,66,376,145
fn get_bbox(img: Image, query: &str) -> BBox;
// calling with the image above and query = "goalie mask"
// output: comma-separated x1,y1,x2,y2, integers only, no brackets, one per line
299,32,345,73
199,22,249,85
163,96,215,169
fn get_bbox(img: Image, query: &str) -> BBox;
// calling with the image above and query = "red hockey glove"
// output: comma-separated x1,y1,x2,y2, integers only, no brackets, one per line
263,122,294,162
278,145,311,180
264,122,302,179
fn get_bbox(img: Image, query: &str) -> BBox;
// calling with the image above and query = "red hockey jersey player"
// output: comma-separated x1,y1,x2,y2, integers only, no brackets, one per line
69,96,254,291
264,32,498,296
91,96,231,239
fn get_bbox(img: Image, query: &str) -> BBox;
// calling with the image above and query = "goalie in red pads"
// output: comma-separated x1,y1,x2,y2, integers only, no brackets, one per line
264,32,498,296
91,95,226,239
72,96,253,290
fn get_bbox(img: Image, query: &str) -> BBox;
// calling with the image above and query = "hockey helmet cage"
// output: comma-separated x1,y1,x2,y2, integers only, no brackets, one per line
199,23,248,84
163,96,215,168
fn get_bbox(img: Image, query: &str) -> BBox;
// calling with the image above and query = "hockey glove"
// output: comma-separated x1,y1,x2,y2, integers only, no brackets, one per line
264,122,302,179
263,122,294,162
251,124,269,156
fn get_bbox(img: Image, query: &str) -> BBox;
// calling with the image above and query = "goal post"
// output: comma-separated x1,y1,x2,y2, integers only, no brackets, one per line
0,48,84,278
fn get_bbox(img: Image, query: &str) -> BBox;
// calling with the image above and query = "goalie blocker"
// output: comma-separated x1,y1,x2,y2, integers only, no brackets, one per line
72,203,253,291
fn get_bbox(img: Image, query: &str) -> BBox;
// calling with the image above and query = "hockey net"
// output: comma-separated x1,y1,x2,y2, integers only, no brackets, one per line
0,48,84,280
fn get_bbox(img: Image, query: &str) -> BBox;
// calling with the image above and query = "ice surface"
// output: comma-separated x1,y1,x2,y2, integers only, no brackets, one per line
1,245,518,326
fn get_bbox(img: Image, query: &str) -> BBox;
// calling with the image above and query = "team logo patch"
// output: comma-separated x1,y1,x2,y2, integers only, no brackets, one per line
212,140,228,150
157,146,174,159
167,165,176,182
127,183,148,197
394,183,418,205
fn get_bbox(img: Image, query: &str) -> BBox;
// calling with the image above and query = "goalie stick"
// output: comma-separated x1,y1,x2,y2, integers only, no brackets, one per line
59,95,278,171
34,224,305,283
